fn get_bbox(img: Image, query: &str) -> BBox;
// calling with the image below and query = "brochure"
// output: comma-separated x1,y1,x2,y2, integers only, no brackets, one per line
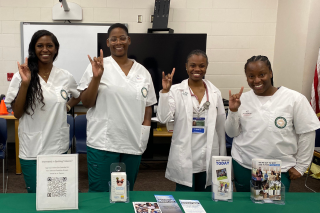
154,195,183,213
133,202,162,213
212,156,232,200
36,154,78,211
179,200,206,213
251,159,282,201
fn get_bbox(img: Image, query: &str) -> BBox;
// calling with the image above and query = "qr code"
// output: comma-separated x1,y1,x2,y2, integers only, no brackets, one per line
47,177,67,197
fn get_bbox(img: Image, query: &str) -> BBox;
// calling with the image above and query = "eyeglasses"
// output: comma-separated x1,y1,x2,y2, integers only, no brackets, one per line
108,36,128,44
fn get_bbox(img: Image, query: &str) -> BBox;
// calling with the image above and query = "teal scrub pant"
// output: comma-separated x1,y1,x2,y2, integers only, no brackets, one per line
20,152,68,193
20,158,37,193
232,159,291,192
87,146,142,192
176,171,211,192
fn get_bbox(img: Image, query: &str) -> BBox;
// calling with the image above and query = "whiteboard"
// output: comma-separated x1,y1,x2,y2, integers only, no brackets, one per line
21,22,114,83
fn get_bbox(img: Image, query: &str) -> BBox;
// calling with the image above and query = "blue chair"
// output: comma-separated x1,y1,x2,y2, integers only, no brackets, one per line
67,115,74,152
74,115,87,154
0,118,8,193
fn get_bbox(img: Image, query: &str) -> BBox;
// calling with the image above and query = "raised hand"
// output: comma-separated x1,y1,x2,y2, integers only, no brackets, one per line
17,57,31,86
162,68,175,93
229,87,244,112
88,49,104,78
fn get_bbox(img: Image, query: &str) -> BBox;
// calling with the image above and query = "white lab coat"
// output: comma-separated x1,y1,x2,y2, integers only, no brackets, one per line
157,79,226,188
5,66,80,160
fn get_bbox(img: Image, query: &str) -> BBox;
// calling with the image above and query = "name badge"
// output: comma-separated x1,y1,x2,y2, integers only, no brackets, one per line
192,128,205,134
192,117,205,126
241,110,252,117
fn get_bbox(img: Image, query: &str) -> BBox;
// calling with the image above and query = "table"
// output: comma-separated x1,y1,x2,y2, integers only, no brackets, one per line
0,192,319,213
153,126,173,137
0,114,21,174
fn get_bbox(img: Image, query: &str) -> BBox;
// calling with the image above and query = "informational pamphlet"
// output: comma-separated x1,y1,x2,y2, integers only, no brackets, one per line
179,200,206,213
251,159,282,201
212,156,232,200
154,195,183,213
133,202,162,213
36,154,78,211
110,172,127,202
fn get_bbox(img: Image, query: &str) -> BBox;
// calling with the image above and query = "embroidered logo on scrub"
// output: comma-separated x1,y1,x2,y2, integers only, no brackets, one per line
275,117,287,129
141,87,148,98
60,89,68,100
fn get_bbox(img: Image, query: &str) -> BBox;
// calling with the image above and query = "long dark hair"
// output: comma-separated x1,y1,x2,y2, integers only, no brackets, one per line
244,55,273,86
23,30,60,115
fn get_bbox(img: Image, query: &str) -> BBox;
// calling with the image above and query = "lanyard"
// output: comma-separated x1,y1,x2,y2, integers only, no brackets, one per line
189,81,210,117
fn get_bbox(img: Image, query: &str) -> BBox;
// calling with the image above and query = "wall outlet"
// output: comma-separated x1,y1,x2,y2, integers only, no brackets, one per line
137,15,143,23
150,15,154,23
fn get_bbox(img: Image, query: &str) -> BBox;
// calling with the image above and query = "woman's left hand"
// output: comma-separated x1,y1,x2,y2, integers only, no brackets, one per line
288,167,302,180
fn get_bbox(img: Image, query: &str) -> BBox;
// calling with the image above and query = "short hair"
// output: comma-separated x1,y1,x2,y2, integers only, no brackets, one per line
186,49,208,65
244,55,274,86
107,23,129,38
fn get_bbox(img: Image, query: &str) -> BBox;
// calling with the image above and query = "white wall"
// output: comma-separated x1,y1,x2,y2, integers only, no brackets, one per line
273,0,320,99
0,0,278,99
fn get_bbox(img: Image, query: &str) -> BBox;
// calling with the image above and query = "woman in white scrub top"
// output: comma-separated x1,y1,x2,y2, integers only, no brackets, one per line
5,30,80,193
157,50,226,191
78,23,157,192
226,55,320,192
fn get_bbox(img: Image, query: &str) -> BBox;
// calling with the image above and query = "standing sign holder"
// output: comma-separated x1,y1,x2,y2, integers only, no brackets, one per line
250,180,285,205
109,162,130,203
212,182,233,202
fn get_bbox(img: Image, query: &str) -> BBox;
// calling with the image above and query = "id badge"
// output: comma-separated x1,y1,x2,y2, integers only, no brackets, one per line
192,117,205,134
192,117,205,126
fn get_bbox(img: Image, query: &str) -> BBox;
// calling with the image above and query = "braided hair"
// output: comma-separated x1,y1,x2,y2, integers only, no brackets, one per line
22,30,60,115
244,55,273,86
186,49,208,65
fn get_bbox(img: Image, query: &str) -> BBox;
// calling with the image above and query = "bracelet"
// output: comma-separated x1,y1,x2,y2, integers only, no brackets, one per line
66,104,71,112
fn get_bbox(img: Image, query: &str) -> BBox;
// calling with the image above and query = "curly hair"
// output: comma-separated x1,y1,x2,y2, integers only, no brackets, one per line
22,30,60,115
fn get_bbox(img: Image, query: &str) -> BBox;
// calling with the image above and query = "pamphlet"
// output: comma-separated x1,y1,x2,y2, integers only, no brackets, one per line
36,154,78,211
110,172,127,202
251,159,282,201
179,200,206,213
133,202,162,213
212,156,232,200
154,195,183,213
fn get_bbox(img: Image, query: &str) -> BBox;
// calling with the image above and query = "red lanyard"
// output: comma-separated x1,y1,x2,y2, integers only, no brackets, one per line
189,81,209,103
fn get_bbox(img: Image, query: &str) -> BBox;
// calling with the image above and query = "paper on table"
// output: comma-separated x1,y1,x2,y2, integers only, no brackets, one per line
179,200,206,213
36,154,78,211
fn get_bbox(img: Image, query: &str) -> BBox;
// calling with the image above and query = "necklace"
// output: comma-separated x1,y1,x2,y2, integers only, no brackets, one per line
39,70,50,79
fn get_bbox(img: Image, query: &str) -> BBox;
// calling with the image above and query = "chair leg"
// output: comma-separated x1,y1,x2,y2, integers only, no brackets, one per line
305,162,316,193
3,159,4,193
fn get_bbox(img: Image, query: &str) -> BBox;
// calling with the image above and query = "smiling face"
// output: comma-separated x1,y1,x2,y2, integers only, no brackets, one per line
245,61,274,96
186,54,207,82
35,35,57,65
107,27,130,57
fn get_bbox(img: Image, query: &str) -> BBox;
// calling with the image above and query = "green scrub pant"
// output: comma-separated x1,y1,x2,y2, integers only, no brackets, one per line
20,159,37,193
232,159,291,192
176,171,211,192
20,152,68,193
87,146,142,192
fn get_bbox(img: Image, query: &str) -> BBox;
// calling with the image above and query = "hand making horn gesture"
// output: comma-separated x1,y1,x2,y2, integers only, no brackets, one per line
228,87,244,112
88,49,104,78
162,68,175,93
17,57,31,86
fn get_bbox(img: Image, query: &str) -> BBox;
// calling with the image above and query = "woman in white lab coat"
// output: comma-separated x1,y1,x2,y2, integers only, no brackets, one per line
157,50,226,191
226,55,320,192
5,30,80,193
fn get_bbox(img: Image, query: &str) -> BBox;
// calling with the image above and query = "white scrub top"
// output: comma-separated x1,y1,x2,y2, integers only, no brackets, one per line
5,66,80,160
77,56,157,155
190,89,208,173
226,87,320,173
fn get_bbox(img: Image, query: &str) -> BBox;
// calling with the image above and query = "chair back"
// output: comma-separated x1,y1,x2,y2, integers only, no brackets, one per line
0,118,7,159
67,115,74,151
74,115,87,154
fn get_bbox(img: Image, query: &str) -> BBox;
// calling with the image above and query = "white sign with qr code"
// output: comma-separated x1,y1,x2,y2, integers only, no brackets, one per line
36,154,78,211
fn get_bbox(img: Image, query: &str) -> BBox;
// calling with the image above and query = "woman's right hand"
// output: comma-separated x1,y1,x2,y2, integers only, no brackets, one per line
161,68,175,93
228,87,244,112
88,49,104,78
17,57,31,86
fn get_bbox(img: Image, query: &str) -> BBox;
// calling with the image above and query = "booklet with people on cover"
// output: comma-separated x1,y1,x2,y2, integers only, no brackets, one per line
251,159,282,201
